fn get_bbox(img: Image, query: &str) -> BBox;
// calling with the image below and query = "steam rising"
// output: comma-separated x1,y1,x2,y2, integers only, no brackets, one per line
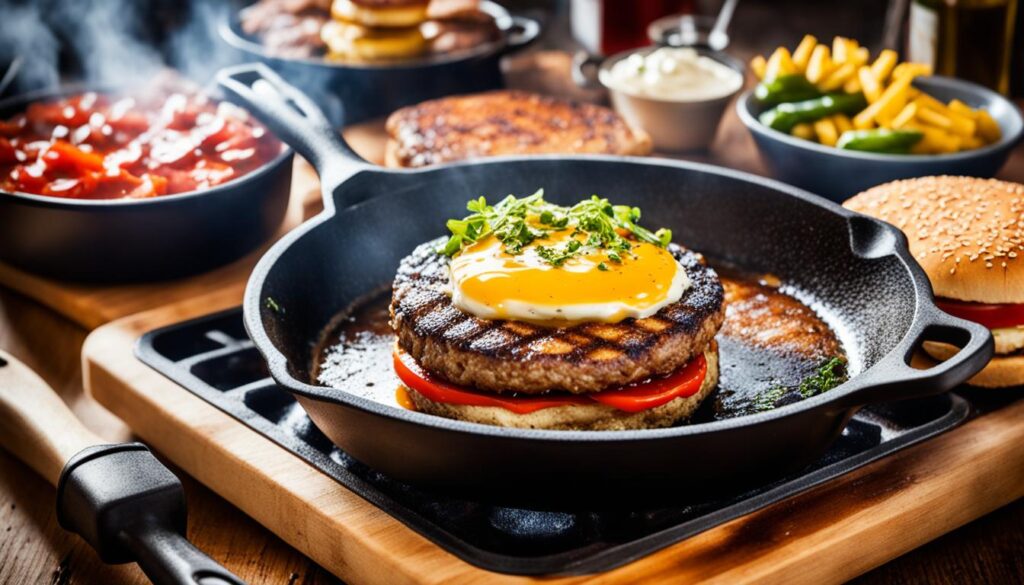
0,0,240,96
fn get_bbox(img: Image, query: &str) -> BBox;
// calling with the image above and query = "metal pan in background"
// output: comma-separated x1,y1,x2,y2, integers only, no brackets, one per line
218,64,992,508
0,86,294,283
219,0,541,125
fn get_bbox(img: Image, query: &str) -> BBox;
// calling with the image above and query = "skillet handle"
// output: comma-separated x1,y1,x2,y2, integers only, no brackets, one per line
502,16,541,55
834,307,993,409
216,63,371,196
572,51,605,90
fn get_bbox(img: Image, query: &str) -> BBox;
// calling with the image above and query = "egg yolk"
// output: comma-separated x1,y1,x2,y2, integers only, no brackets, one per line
449,230,689,323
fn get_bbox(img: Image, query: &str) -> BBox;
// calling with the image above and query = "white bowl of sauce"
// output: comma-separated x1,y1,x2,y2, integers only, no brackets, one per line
578,46,745,151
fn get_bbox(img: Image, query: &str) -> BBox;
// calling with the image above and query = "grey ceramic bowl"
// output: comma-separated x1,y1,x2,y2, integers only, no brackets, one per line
737,76,1024,201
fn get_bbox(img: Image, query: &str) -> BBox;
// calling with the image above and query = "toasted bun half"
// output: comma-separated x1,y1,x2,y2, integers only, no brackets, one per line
332,0,429,28
322,20,426,61
407,348,719,430
844,176,1024,304
923,341,1024,388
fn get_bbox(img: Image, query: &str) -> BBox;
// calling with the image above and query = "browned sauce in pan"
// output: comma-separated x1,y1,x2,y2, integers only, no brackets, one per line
314,269,847,421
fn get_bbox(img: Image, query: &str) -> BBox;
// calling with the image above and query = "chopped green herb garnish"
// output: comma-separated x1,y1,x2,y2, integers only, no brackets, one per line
265,297,283,313
598,262,609,271
439,189,673,267
753,356,848,412
796,356,848,398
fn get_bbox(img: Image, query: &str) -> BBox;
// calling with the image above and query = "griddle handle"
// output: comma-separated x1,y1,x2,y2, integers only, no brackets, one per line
216,63,371,202
835,309,993,408
0,350,246,585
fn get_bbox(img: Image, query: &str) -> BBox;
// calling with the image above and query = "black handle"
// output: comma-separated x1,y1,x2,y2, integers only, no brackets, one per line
501,16,541,55
122,524,246,585
835,307,993,408
216,63,370,195
56,444,247,585
571,51,605,90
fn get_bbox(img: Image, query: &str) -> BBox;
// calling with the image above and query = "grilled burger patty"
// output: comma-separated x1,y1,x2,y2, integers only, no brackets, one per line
390,238,726,394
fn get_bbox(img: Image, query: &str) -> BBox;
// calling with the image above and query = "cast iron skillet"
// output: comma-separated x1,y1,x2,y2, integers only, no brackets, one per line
219,64,993,507
0,86,294,283
220,0,540,124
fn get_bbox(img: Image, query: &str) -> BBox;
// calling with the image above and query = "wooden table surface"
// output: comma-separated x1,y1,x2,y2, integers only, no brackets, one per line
3,51,1024,585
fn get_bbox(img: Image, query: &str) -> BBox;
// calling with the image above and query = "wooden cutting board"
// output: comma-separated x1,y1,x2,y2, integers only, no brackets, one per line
82,293,1024,585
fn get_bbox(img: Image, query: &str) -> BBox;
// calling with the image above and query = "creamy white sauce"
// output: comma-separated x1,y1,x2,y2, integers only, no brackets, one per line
601,47,743,102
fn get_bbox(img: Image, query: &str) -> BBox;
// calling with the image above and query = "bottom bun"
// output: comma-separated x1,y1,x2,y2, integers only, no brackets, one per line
923,341,1024,388
408,348,720,431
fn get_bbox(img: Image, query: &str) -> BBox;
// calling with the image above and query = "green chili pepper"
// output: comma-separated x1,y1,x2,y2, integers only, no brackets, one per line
754,74,822,106
836,128,924,153
758,93,868,134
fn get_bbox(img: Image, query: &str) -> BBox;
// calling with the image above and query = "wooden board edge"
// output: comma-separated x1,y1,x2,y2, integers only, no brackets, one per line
81,300,1024,585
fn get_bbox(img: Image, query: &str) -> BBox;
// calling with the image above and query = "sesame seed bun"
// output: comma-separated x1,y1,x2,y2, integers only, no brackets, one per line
844,176,1024,304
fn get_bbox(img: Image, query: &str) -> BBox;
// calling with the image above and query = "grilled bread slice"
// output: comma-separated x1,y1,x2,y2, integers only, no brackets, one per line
321,20,427,61
331,0,429,28
384,90,654,168
407,346,719,430
390,238,725,394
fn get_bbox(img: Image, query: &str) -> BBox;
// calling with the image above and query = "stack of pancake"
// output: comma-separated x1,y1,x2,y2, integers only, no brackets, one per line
321,0,431,61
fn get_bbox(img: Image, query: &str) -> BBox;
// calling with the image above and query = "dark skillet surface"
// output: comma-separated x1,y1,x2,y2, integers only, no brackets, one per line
242,155,992,504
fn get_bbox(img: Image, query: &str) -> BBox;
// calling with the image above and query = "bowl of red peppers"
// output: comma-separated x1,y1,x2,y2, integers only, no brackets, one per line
0,79,293,282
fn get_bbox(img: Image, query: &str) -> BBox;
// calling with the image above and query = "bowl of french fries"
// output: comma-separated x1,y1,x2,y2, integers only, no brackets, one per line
736,35,1023,199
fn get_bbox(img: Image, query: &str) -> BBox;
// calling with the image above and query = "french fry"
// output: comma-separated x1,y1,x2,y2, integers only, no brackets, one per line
792,122,816,141
832,37,849,63
858,66,882,102
750,55,767,79
976,110,1002,142
820,62,857,91
843,76,862,94
764,47,796,81
833,114,854,134
806,45,832,83
912,92,949,115
792,35,818,71
892,62,932,80
852,46,870,66
854,73,913,129
891,102,919,128
917,107,953,130
948,99,980,119
962,135,984,150
869,49,898,82
814,117,839,146
948,115,978,138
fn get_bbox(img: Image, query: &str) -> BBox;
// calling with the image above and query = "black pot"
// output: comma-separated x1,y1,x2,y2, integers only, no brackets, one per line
0,87,294,283
219,1,541,125
219,65,993,507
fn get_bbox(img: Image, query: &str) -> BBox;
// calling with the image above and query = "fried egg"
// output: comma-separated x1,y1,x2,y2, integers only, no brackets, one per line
449,230,690,323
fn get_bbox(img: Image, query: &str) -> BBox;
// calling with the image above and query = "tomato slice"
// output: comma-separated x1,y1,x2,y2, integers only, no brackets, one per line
393,348,708,415
589,355,707,412
935,298,1024,330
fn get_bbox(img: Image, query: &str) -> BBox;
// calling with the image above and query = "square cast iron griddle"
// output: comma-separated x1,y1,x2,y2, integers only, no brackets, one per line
136,308,971,576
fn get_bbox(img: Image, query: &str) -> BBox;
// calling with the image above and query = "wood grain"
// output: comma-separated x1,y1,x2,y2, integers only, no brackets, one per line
81,292,1024,585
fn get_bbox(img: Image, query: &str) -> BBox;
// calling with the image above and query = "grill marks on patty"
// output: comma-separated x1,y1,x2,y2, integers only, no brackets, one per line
390,238,726,394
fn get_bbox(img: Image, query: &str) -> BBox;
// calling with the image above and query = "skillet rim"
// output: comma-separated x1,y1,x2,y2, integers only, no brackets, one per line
243,153,938,442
